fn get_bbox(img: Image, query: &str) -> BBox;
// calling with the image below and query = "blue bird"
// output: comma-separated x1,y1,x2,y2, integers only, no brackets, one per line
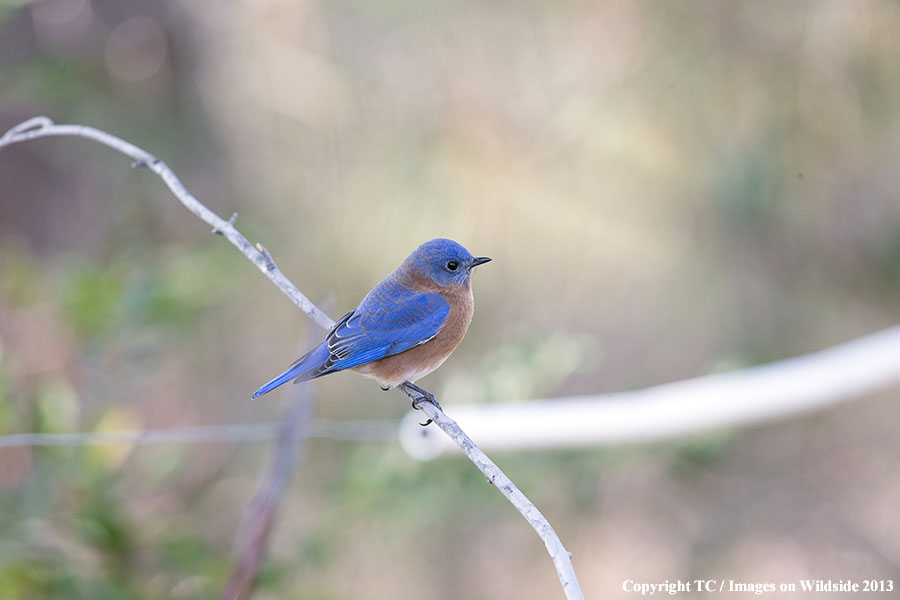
252,239,491,408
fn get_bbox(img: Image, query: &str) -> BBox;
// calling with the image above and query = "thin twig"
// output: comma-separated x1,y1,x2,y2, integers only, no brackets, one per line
0,419,397,447
416,400,583,597
223,386,314,600
0,117,585,600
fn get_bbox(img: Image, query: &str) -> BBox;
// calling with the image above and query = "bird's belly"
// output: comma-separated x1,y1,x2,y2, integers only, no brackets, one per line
353,343,453,388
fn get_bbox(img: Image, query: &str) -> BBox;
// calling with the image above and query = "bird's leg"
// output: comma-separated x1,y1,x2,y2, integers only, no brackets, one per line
400,381,443,426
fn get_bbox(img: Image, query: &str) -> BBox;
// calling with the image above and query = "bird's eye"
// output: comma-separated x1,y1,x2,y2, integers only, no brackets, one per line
446,260,459,271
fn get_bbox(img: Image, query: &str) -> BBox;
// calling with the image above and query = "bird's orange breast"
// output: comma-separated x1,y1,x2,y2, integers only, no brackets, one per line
352,278,475,388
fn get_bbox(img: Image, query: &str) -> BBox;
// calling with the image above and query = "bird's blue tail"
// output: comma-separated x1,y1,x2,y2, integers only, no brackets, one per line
251,342,331,399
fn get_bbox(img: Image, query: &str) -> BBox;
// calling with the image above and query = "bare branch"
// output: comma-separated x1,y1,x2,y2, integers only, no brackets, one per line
400,324,900,458
0,117,334,331
416,401,583,598
223,387,315,600
0,116,585,600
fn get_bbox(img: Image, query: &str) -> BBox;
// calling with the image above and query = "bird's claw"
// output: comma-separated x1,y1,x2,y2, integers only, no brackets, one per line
410,390,443,413
401,382,442,426
410,394,442,412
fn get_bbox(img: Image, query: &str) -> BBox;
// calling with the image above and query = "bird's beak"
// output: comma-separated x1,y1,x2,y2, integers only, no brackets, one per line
469,256,492,268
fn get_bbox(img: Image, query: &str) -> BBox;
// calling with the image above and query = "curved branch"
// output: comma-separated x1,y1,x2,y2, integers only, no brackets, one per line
0,117,335,331
0,116,585,600
400,325,900,458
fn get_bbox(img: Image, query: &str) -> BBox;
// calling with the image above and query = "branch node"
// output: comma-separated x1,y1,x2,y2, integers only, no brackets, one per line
213,212,238,235
1,116,54,141
255,243,277,272
131,156,162,169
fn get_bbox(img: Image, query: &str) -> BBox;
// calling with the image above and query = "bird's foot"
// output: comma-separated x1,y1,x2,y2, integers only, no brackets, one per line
400,381,443,426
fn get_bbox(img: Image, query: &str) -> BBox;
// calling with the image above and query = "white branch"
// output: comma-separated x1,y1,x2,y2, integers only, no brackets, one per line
0,117,584,600
401,325,900,459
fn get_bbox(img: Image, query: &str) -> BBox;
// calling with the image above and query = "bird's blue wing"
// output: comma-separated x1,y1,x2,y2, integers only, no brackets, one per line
322,280,450,372
251,279,449,399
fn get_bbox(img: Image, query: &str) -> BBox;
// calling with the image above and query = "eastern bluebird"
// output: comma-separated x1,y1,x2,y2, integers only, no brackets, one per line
251,239,491,409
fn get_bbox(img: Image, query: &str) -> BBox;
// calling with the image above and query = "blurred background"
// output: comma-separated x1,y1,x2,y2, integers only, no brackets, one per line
2,0,900,598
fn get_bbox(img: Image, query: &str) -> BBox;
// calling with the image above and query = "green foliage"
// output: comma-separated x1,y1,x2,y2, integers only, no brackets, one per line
33,380,79,434
0,343,13,432
878,229,900,287
667,431,737,477
712,146,783,231
0,437,231,600
0,243,41,307
57,245,234,341
122,246,236,328
158,535,229,587
61,263,126,339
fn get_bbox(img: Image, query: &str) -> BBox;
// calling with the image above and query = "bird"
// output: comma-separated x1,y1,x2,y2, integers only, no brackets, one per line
251,238,491,412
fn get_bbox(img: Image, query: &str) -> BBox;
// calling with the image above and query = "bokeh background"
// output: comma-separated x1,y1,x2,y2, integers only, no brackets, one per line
2,0,900,598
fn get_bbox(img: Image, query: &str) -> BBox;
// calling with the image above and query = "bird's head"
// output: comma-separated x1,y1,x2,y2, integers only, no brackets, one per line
400,238,491,289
